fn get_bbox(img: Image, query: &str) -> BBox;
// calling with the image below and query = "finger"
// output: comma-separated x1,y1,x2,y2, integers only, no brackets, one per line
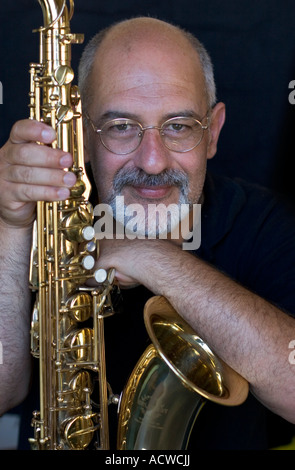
4,165,76,188
7,142,73,169
9,182,71,203
9,119,56,145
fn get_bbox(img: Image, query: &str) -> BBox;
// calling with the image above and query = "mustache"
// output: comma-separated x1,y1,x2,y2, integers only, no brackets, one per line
112,168,189,194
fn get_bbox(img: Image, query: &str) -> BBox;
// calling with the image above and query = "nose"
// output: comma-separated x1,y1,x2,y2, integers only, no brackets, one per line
133,128,171,175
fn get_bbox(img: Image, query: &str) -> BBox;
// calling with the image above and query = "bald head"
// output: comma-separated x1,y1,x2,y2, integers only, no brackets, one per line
78,17,216,113
96,17,196,53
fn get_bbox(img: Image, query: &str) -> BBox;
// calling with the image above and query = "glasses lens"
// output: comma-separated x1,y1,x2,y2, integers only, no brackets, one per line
161,117,204,152
100,119,141,154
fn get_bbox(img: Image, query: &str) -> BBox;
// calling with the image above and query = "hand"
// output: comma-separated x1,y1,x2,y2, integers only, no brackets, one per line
0,119,76,227
94,237,180,292
94,238,145,289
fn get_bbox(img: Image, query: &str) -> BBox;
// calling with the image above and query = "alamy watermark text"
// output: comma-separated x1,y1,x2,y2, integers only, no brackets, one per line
93,197,201,250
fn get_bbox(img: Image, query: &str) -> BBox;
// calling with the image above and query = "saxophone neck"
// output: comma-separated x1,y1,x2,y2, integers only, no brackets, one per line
36,0,83,67
37,0,70,27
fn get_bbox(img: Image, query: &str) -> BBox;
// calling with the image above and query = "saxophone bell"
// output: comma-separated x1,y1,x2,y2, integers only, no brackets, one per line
117,296,248,450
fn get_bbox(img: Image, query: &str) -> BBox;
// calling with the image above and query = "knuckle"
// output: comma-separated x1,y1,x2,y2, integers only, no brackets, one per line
21,187,31,202
45,149,60,168
10,119,30,140
17,143,30,163
21,183,35,202
18,165,33,184
10,120,22,137
10,119,41,143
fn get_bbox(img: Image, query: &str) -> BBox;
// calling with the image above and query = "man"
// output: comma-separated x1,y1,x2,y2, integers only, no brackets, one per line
0,17,295,449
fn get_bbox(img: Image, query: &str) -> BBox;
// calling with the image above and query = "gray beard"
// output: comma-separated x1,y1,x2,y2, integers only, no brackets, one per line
105,168,193,237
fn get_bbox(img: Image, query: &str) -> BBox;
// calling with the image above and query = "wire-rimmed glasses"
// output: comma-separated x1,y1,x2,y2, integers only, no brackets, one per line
85,113,210,155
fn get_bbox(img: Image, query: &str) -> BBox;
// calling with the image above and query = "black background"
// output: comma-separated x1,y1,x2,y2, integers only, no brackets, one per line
1,0,295,204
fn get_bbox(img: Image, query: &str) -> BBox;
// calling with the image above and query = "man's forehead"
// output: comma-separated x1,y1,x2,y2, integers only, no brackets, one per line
90,62,206,121
95,18,201,66
87,19,207,116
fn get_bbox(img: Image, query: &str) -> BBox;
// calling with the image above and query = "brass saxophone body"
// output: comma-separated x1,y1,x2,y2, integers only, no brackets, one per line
29,0,248,451
29,0,115,450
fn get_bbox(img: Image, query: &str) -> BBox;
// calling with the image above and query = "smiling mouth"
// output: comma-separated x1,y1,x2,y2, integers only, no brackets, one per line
127,184,175,200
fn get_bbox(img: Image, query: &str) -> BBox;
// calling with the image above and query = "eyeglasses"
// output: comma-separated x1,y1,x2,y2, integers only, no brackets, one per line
85,113,210,155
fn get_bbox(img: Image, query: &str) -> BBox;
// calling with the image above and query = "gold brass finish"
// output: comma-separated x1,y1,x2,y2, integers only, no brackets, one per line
28,0,116,450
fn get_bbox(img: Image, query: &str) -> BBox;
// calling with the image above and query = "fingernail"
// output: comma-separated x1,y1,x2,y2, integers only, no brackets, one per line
57,188,70,200
63,171,76,186
41,128,56,142
60,154,72,167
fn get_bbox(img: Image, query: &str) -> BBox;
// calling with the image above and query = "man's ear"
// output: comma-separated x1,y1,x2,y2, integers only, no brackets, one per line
206,102,226,160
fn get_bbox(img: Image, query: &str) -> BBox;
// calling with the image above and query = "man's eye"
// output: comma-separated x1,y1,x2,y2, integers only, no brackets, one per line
107,122,138,135
111,123,130,132
171,123,185,131
164,122,191,134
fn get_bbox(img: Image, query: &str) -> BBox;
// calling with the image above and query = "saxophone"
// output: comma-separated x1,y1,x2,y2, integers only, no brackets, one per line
29,0,249,451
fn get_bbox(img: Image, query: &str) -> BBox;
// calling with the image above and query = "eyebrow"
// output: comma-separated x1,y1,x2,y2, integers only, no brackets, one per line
98,111,139,123
162,110,203,121
97,109,203,124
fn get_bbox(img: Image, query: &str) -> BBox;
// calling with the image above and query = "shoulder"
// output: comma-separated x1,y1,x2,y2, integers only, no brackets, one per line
200,173,295,314
202,172,295,244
